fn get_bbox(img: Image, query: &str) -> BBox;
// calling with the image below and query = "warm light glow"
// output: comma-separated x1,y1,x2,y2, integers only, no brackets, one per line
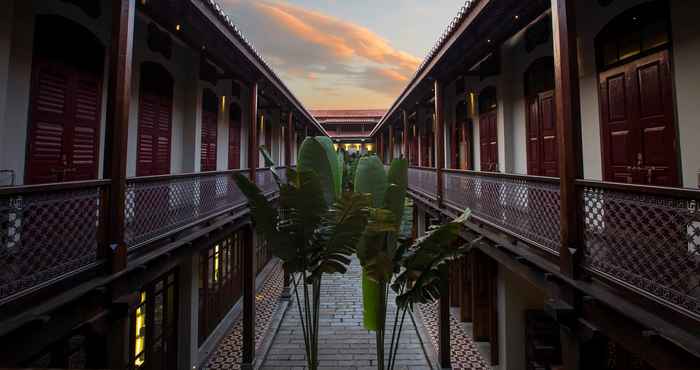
134,292,147,367
175,24,181,31
214,245,220,282
333,144,339,151
354,144,361,151
365,144,374,152
344,143,351,151
221,96,226,111
468,92,477,117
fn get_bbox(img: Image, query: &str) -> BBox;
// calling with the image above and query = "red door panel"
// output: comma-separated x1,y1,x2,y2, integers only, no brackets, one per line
229,118,241,170
479,111,498,172
201,109,218,172
26,60,102,184
526,96,540,175
136,69,173,177
540,91,558,177
599,50,677,186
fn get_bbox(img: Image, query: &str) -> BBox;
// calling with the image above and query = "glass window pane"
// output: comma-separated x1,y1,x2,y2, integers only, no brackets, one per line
154,292,164,339
619,32,641,60
643,20,669,50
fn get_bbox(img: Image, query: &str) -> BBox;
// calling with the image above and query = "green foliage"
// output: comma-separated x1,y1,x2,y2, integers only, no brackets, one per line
392,210,473,309
297,137,338,206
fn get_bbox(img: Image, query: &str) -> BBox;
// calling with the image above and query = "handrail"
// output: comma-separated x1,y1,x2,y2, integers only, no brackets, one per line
0,179,111,196
409,165,438,171
576,179,700,199
127,169,249,183
443,168,561,184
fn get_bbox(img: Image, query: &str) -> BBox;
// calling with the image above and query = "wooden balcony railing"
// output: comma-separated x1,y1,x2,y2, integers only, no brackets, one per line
125,170,250,248
0,180,110,302
407,168,700,319
441,169,561,254
578,180,700,318
408,166,438,200
0,167,287,302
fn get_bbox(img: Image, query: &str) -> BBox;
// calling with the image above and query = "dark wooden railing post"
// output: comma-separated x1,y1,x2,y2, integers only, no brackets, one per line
439,262,451,369
248,82,259,181
434,80,445,206
242,225,256,369
388,124,394,162
402,110,409,159
103,0,135,368
552,0,584,368
281,111,293,300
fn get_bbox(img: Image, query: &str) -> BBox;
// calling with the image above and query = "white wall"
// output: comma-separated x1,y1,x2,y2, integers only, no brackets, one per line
0,1,14,185
497,266,547,370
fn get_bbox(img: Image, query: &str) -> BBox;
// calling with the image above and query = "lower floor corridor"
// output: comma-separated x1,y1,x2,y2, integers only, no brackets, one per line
203,257,490,370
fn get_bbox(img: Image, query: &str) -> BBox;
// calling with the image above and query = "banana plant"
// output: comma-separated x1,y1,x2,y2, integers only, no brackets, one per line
234,137,369,370
355,155,472,370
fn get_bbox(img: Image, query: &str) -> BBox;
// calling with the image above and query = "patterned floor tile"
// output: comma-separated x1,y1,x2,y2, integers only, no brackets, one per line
417,301,489,370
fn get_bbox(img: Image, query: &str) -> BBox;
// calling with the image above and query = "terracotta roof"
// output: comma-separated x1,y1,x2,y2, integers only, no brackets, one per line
311,109,387,119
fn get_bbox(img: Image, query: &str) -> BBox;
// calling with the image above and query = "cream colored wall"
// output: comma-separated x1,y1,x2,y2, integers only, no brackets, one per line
497,266,547,370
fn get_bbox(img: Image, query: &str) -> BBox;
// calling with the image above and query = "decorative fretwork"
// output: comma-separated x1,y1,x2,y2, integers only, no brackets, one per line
581,185,700,316
440,171,561,253
408,167,438,199
0,185,104,301
256,168,279,196
125,171,249,247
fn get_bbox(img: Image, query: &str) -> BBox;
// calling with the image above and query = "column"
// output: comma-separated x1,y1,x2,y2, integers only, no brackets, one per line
103,1,135,368
402,110,409,159
248,82,258,181
552,0,584,368
434,80,445,205
242,226,256,368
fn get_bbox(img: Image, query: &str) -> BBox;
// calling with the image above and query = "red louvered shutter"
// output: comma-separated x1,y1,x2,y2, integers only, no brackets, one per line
228,106,241,170
26,60,102,184
201,90,218,172
137,63,173,177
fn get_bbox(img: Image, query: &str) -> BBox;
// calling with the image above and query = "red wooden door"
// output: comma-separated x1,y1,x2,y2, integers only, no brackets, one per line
479,111,498,172
599,50,678,186
526,91,558,177
229,117,241,170
136,65,172,177
26,60,102,184
201,91,218,172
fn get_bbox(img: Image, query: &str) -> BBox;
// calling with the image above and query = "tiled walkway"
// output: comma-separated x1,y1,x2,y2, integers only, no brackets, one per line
261,258,431,370
204,263,285,370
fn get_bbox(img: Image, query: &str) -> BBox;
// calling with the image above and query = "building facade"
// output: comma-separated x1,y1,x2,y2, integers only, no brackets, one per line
373,0,700,369
312,109,385,155
0,0,323,369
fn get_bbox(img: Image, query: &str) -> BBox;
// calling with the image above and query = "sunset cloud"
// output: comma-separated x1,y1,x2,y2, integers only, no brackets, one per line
220,0,422,108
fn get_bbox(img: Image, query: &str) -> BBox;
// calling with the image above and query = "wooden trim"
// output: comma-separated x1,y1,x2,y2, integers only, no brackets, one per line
241,226,255,365
126,169,248,183
442,168,561,184
575,179,700,199
0,179,111,196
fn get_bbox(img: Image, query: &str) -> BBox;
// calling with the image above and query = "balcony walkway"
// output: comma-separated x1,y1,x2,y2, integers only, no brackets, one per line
203,257,489,369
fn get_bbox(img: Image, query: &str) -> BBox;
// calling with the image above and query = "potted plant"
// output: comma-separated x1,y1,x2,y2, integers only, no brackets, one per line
234,136,370,370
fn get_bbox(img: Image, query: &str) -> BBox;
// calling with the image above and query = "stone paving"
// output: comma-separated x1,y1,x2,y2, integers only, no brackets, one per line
261,258,431,370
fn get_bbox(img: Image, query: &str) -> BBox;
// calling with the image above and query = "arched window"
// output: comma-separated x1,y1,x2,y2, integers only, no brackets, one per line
137,62,173,176
524,57,555,98
478,86,498,114
26,15,104,184
595,0,670,70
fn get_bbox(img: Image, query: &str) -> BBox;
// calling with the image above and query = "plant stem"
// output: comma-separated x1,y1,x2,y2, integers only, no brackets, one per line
291,274,312,364
388,306,408,370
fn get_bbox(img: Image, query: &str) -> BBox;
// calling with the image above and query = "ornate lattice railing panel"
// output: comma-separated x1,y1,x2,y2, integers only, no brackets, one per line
125,171,248,247
441,171,561,253
0,182,107,301
256,168,278,195
580,182,700,316
408,167,438,199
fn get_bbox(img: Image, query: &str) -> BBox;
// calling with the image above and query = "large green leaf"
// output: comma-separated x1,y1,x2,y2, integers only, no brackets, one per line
354,155,388,207
384,159,408,224
362,273,381,330
308,192,371,280
297,137,336,206
315,136,342,198
393,209,473,309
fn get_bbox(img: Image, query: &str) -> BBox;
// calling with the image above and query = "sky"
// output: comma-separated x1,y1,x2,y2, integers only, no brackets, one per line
219,0,467,110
